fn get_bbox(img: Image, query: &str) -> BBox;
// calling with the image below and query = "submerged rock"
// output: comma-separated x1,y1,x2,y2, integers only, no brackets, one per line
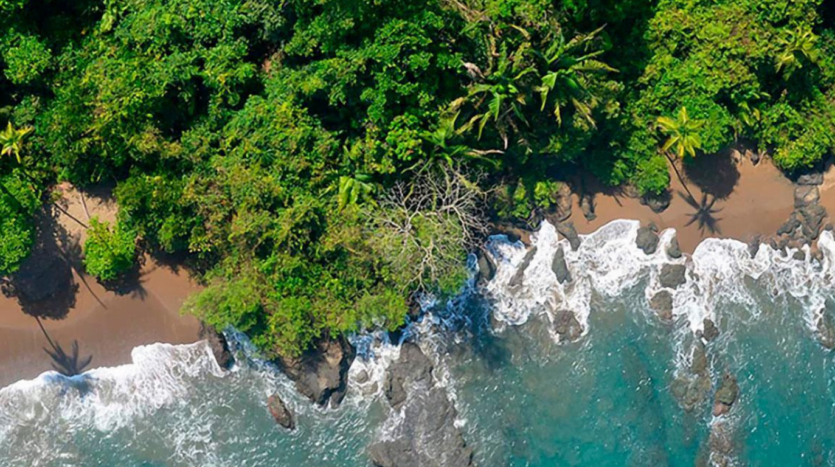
556,221,581,251
383,342,433,410
700,318,720,342
369,386,474,467
267,394,295,430
649,291,674,321
636,224,660,255
276,338,355,407
816,313,835,350
553,309,583,340
659,264,687,289
508,246,538,288
551,246,571,284
200,324,233,370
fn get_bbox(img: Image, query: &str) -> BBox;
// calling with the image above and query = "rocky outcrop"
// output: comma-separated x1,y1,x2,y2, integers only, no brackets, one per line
649,291,674,321
699,318,720,342
554,183,573,222
556,221,581,251
476,248,497,283
712,373,739,416
659,264,687,289
579,194,596,221
777,182,829,246
383,343,433,409
671,340,712,412
796,170,824,186
275,338,355,407
666,237,682,259
553,308,583,340
267,394,295,430
640,191,671,213
747,236,761,258
636,224,660,255
551,246,571,284
369,344,474,467
200,324,234,370
508,246,537,288
817,311,835,350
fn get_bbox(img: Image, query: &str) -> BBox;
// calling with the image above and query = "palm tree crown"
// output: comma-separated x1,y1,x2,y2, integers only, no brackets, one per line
656,107,705,159
0,121,34,164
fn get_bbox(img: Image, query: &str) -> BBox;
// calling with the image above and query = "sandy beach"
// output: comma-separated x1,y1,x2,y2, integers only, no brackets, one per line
0,186,202,387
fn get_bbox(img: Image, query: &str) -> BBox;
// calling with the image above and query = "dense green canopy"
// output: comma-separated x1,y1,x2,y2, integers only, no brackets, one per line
3,0,835,357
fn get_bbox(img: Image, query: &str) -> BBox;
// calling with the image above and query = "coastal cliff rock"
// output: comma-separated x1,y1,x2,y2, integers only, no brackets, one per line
275,338,355,407
636,224,660,255
200,324,234,370
267,394,295,430
553,308,583,340
476,248,497,283
551,246,571,284
384,343,433,409
555,183,573,222
659,264,687,289
508,246,537,288
369,343,474,467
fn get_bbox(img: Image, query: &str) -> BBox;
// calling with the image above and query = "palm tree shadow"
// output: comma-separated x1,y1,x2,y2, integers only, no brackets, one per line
679,191,723,234
36,317,93,377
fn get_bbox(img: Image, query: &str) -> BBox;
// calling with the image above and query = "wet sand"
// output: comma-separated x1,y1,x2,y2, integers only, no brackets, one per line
571,154,800,253
0,186,202,387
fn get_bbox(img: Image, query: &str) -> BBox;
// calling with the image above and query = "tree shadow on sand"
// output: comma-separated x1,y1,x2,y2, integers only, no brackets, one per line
35,316,93,377
679,191,723,235
682,151,740,201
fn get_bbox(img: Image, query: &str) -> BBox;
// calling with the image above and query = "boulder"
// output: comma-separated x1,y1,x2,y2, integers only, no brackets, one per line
636,225,660,255
792,250,806,261
200,324,233,370
580,195,597,221
749,150,761,165
641,191,671,213
777,213,801,236
553,309,583,340
701,318,720,342
649,291,674,321
797,171,824,186
267,394,295,430
369,386,474,467
712,373,739,416
799,204,827,242
690,340,708,375
794,185,820,208
747,236,761,259
508,246,538,288
551,246,571,284
556,221,582,251
659,264,687,289
554,183,573,222
666,237,682,259
275,338,356,407
383,342,434,410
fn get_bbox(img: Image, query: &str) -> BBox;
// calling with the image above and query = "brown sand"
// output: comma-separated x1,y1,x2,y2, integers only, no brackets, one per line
571,153,799,253
0,185,202,387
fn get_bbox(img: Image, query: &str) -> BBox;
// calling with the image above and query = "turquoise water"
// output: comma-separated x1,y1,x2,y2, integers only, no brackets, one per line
2,220,835,467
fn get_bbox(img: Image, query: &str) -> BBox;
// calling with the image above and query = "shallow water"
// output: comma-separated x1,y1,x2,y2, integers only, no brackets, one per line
2,220,835,467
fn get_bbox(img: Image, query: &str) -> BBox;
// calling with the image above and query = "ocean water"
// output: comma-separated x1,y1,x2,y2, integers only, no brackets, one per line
2,220,835,467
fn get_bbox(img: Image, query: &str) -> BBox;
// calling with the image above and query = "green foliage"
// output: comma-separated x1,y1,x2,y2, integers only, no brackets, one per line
657,107,705,159
0,172,39,275
83,217,138,281
0,122,33,164
2,33,52,85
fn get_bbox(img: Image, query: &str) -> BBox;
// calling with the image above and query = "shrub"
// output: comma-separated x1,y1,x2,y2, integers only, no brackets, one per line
83,217,137,281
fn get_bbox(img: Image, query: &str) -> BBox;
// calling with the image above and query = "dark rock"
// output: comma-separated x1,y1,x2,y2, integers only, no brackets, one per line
556,221,582,251
641,191,671,213
200,324,233,370
793,250,806,261
383,343,434,410
580,195,597,221
708,421,734,464
666,238,682,259
275,338,355,407
636,226,660,255
701,318,720,342
777,213,801,236
713,373,739,416
797,171,824,186
493,224,531,246
817,313,835,350
826,224,834,232
267,394,295,430
553,309,583,340
795,185,820,208
747,236,761,258
690,341,708,375
551,246,571,284
659,264,687,289
749,150,761,165
799,204,827,242
554,183,573,222
369,386,474,467
508,246,538,288
649,291,674,320
476,248,497,283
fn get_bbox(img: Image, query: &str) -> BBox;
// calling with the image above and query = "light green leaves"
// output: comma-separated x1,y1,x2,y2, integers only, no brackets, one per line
657,107,705,159
0,121,33,164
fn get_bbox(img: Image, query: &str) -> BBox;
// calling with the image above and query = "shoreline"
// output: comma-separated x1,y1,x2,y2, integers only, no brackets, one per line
1,152,833,389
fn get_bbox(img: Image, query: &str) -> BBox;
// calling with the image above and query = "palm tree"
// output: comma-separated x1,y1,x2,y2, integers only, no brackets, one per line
422,111,502,168
537,26,617,129
0,121,33,164
657,107,705,198
775,26,819,78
